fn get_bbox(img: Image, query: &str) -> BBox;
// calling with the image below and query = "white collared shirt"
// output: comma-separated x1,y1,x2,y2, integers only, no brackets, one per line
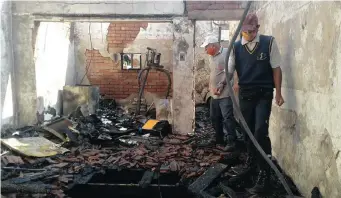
227,34,282,74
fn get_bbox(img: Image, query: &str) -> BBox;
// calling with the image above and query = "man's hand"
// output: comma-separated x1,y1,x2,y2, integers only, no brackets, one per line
233,83,239,93
212,88,221,95
275,93,284,106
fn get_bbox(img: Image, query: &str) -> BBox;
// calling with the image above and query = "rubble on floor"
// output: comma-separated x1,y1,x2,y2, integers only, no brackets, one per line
1,102,301,198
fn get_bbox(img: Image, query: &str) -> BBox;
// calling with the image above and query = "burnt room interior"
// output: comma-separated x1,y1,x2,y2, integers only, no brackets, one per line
2,1,341,198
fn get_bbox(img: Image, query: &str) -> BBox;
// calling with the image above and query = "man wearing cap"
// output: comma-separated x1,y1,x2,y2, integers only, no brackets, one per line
201,35,237,151
226,13,284,193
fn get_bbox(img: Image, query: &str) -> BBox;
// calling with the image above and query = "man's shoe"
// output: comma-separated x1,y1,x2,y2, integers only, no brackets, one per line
247,169,270,194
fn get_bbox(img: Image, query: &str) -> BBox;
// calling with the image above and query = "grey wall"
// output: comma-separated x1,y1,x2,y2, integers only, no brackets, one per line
253,1,341,197
172,17,195,135
1,1,15,126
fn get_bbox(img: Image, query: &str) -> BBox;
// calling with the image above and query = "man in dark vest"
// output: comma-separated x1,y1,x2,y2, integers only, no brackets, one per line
227,13,284,193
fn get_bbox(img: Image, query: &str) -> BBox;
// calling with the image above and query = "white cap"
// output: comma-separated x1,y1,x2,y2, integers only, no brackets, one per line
200,35,219,48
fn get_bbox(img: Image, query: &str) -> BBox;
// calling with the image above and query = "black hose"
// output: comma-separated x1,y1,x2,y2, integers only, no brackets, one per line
154,67,172,99
136,66,172,115
138,68,149,88
223,1,294,197
136,68,150,115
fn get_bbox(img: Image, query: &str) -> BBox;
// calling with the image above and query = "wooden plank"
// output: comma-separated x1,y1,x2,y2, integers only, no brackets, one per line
188,163,228,195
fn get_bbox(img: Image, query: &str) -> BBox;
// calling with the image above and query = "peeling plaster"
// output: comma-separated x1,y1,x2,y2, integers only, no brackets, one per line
74,22,110,84
257,1,341,197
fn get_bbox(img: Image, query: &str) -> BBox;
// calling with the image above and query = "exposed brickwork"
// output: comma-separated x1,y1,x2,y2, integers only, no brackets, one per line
186,1,242,12
86,49,173,99
107,22,148,49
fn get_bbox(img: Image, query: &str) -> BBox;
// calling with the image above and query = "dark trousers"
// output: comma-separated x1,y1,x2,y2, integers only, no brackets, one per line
239,87,273,170
210,97,236,144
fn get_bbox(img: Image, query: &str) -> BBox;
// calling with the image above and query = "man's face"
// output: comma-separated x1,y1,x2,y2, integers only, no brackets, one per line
242,27,259,42
205,43,218,56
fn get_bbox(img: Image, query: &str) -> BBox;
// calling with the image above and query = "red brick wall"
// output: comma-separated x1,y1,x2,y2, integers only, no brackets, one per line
85,22,173,99
107,22,148,49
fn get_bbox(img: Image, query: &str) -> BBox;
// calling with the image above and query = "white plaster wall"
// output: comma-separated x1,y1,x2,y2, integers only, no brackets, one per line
74,22,110,84
124,23,173,71
172,17,195,135
0,0,14,126
254,1,341,197
65,24,77,86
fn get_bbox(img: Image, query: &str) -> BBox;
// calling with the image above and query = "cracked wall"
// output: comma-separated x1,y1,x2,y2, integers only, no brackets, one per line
74,22,173,99
172,17,195,135
253,1,341,197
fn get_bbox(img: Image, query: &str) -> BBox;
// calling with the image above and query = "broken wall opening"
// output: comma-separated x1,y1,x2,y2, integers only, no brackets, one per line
34,22,76,122
32,20,175,122
24,16,195,136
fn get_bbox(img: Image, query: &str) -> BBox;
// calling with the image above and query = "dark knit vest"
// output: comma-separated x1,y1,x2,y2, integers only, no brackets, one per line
234,35,274,88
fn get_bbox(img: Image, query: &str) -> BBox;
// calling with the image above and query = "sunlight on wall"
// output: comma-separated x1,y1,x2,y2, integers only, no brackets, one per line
1,75,13,121
34,22,71,110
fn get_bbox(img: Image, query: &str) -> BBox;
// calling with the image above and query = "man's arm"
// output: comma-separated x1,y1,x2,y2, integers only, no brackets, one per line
233,71,238,84
208,58,219,95
273,67,282,94
270,37,284,106
233,71,239,93
220,47,236,85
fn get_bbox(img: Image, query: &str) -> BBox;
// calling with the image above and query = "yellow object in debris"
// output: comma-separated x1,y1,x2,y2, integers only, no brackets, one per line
1,137,69,157
142,119,160,130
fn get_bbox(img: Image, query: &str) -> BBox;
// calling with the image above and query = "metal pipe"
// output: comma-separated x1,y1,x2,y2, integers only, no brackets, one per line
223,1,294,197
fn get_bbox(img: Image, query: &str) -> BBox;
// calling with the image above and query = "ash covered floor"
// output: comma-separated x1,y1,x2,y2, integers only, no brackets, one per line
1,101,301,198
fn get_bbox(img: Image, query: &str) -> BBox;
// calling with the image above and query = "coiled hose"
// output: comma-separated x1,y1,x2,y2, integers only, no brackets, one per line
224,1,294,197
136,66,172,115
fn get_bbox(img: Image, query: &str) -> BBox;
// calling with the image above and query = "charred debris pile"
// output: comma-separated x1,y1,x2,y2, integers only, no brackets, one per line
1,101,301,198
